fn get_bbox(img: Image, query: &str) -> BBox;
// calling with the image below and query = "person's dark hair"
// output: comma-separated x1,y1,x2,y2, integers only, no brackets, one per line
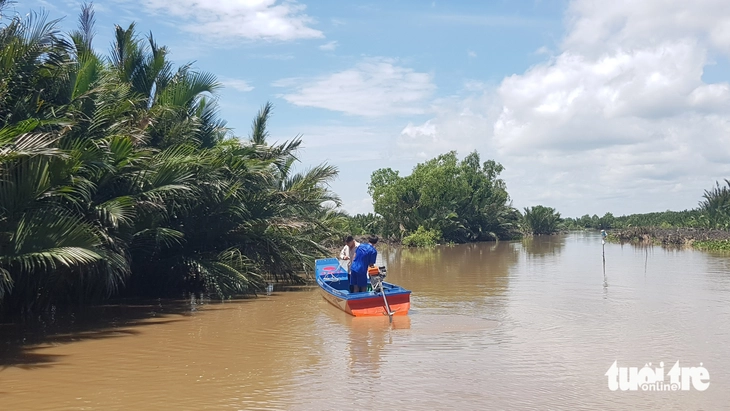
368,235,379,244
345,235,354,243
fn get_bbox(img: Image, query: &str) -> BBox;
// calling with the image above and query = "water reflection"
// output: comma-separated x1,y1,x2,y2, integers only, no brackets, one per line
345,316,410,378
700,251,730,295
519,235,565,258
384,241,519,299
0,301,196,369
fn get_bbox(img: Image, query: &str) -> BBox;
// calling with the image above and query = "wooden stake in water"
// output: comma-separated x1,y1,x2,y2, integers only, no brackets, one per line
601,230,607,281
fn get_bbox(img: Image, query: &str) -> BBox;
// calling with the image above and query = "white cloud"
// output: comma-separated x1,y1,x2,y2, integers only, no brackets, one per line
319,41,338,51
495,0,730,216
467,50,477,58
397,93,499,161
493,41,725,154
563,0,730,55
401,120,436,141
219,77,254,92
274,122,416,216
139,0,324,41
390,0,730,217
273,58,436,116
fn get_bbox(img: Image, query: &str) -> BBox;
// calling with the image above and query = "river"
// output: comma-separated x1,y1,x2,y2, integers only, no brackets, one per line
2,232,729,410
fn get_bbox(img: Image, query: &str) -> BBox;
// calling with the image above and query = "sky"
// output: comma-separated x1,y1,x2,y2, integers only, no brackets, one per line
15,0,730,218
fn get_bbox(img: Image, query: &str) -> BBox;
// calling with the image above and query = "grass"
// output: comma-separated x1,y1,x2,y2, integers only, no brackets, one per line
692,240,730,251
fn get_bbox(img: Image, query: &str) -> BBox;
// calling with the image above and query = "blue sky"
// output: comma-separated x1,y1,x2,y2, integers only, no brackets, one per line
18,0,730,218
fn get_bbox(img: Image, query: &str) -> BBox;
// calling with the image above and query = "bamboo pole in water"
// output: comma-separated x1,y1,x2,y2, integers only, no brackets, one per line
601,230,607,284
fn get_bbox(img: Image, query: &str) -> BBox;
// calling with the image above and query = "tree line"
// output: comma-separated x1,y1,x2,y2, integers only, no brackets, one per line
349,162,730,242
0,3,347,316
562,178,730,232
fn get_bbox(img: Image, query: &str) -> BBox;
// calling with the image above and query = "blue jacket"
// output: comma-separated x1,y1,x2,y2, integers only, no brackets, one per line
350,243,377,275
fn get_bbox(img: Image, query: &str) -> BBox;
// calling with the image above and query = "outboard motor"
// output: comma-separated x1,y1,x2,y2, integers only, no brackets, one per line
368,264,395,320
368,265,387,292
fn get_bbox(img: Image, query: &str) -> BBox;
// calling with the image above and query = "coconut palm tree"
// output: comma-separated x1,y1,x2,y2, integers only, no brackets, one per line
521,205,562,235
700,179,730,229
0,3,70,126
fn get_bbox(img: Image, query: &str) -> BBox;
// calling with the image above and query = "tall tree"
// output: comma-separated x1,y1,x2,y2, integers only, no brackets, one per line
368,150,519,243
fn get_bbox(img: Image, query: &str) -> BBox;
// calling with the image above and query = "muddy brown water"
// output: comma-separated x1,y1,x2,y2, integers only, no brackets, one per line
2,232,730,410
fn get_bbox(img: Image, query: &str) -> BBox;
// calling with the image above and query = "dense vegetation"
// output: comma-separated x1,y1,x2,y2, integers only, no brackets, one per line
0,4,346,316
562,210,705,230
401,226,441,247
563,180,730,249
367,151,521,244
520,205,562,235
699,179,730,229
562,182,730,231
347,212,383,237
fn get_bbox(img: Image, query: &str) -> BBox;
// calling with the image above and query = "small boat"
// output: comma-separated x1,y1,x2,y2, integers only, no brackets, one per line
315,258,411,317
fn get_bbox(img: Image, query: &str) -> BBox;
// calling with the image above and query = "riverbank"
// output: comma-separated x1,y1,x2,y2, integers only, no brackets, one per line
607,227,730,250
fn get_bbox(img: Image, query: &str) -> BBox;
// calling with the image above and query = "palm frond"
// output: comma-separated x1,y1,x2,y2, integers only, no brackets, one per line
96,196,135,229
0,130,65,161
250,102,272,145
6,247,102,273
132,227,185,250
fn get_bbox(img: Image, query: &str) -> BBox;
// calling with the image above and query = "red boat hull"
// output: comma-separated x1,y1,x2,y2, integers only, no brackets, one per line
318,288,410,317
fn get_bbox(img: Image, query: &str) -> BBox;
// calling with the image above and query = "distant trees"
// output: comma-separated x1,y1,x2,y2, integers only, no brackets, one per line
367,151,520,243
521,206,562,235
347,213,383,236
562,213,616,230
357,168,730,244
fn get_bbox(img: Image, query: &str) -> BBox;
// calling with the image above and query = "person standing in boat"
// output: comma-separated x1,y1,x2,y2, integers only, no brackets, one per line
339,235,360,270
339,235,360,292
350,235,379,293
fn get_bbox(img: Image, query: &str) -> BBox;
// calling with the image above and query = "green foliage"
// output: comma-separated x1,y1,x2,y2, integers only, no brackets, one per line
401,226,441,247
0,3,341,315
521,205,561,235
699,179,730,229
591,179,730,230
693,240,730,251
347,213,383,236
563,210,705,230
561,179,730,233
368,151,519,243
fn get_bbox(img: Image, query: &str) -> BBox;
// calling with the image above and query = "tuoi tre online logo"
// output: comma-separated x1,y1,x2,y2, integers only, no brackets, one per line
605,361,709,392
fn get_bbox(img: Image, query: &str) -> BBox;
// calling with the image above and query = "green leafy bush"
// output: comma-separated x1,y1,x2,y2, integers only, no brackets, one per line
402,226,441,247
